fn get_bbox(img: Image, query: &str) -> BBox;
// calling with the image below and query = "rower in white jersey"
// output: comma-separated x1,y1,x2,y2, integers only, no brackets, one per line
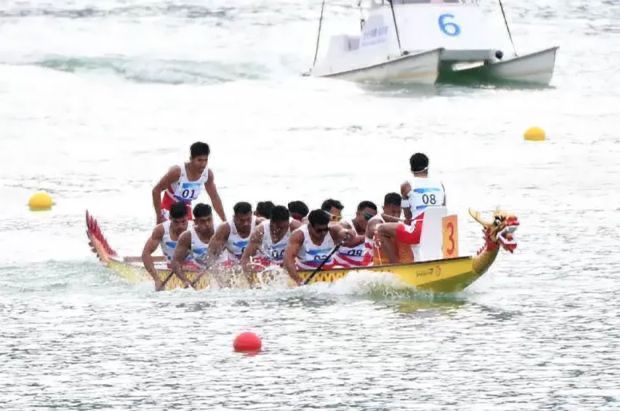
283,209,357,285
152,142,226,224
335,201,377,267
377,153,446,263
170,203,215,287
241,205,302,274
204,202,264,268
141,202,188,290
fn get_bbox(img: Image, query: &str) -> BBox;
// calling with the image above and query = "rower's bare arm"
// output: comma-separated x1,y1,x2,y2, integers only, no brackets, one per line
141,226,164,286
283,232,303,285
205,170,226,222
366,218,379,240
241,226,264,273
206,223,230,266
330,225,357,247
401,182,413,222
341,222,365,246
152,166,182,223
290,219,302,231
171,231,192,287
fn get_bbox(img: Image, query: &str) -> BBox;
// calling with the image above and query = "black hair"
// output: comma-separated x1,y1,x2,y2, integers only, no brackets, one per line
288,200,309,218
170,202,187,219
308,209,330,226
357,200,377,212
384,192,402,207
193,203,212,219
321,199,344,211
270,205,290,222
190,142,210,158
256,201,275,219
409,152,429,173
233,201,252,215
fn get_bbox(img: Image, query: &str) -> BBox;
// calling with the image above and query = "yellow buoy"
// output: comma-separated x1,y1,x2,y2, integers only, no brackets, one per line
28,191,53,211
524,126,546,141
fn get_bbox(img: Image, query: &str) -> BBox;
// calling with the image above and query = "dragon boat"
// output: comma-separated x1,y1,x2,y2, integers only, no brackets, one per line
86,209,519,293
86,208,518,293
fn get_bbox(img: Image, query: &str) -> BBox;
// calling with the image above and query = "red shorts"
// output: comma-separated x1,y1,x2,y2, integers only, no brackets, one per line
395,221,423,245
161,194,192,220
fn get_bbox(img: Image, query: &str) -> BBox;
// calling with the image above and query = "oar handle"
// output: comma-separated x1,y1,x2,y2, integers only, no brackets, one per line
302,242,343,286
190,272,206,288
159,271,175,290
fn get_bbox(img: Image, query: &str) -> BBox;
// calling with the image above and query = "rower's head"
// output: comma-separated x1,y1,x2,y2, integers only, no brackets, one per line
255,201,275,219
169,202,189,233
288,200,309,222
189,142,210,173
355,200,378,230
233,201,253,233
410,152,429,177
269,205,290,238
192,203,213,234
321,199,344,222
308,209,330,240
383,192,402,218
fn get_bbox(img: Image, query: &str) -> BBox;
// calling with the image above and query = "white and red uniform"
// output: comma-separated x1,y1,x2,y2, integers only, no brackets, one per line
295,225,336,271
334,220,373,267
224,217,256,263
256,220,291,266
397,177,445,245
189,226,210,267
160,221,178,262
161,164,209,220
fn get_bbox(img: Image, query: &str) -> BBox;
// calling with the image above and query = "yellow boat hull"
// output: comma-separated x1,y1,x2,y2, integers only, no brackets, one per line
86,210,504,293
101,255,480,293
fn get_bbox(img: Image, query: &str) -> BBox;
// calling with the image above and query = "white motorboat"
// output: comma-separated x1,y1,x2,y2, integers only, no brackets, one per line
308,0,558,86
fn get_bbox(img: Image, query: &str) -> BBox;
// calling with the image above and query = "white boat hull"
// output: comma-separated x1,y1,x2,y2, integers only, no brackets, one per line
447,47,558,85
308,3,558,87
314,48,441,85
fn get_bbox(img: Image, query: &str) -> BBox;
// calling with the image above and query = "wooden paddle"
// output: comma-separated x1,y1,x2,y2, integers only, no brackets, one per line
302,242,343,286
158,271,175,291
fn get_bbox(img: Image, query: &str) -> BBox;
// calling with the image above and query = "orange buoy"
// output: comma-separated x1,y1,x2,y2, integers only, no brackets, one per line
233,332,262,353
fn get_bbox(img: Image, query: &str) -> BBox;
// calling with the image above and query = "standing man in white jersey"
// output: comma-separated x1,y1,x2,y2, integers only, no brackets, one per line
141,202,188,290
241,205,302,273
170,203,215,287
152,142,226,224
335,201,377,267
205,202,263,267
377,153,446,263
283,209,356,285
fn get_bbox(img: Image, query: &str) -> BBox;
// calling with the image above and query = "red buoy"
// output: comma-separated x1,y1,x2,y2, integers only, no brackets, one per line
233,332,262,353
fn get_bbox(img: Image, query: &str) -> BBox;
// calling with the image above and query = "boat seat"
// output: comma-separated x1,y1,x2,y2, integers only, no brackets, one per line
412,206,447,262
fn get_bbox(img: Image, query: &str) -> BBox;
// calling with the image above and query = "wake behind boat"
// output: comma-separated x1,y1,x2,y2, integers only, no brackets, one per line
86,208,519,293
308,0,558,86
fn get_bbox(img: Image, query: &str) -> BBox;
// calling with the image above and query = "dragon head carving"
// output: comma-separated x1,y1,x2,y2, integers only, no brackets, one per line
469,208,519,253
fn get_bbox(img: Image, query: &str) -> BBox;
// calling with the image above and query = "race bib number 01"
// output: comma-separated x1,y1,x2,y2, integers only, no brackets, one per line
442,215,459,258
